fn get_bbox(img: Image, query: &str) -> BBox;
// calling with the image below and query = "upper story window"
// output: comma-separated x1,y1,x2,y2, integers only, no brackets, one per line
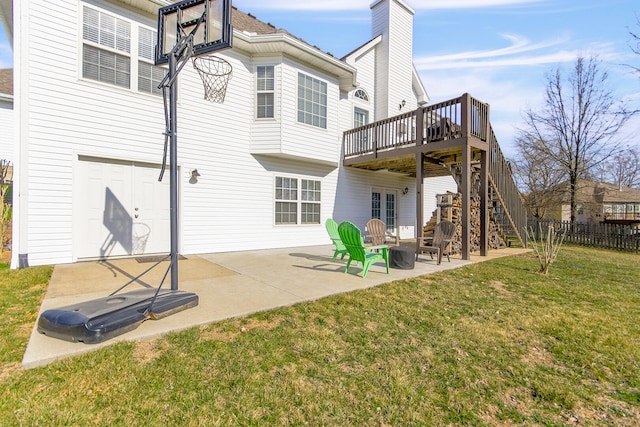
138,27,165,95
82,6,166,95
297,73,327,129
82,7,131,88
256,65,275,119
354,88,369,101
354,107,368,128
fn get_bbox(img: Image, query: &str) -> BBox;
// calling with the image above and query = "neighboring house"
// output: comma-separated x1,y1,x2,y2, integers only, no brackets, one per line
3,0,459,268
0,68,12,163
549,180,640,225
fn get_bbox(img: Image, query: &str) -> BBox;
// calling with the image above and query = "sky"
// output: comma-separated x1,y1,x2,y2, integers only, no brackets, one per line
231,0,640,156
1,0,640,156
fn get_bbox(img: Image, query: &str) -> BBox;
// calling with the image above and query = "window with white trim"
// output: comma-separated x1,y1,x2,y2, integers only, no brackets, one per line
275,176,321,225
256,65,275,118
82,7,131,88
297,73,327,128
82,6,166,95
354,88,369,101
138,27,166,95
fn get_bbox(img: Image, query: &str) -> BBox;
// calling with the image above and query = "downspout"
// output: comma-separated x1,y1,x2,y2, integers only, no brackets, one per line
11,0,29,268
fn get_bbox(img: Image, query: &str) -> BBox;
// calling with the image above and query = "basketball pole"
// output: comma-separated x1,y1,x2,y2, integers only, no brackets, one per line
168,50,179,291
159,29,199,291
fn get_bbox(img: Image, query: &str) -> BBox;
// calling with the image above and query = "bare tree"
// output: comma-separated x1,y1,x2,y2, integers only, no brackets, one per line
630,15,640,74
518,56,637,222
601,147,640,189
511,134,564,218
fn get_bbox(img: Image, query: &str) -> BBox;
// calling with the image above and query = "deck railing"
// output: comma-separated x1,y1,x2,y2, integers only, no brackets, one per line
343,110,418,157
487,126,527,246
344,94,491,157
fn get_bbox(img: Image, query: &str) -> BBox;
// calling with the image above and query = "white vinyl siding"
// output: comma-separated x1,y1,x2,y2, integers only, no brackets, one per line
251,60,340,166
297,73,327,128
15,0,430,266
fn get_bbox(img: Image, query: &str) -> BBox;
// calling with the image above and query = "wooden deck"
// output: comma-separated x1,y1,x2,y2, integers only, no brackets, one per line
342,93,527,259
343,93,490,177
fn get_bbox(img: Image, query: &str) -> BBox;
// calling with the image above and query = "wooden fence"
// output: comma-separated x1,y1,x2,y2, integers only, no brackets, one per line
529,219,640,253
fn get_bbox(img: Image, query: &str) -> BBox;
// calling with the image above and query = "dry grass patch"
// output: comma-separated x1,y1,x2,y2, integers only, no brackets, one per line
132,338,168,365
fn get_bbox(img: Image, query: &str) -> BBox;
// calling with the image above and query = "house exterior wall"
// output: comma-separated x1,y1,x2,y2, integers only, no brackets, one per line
11,0,441,268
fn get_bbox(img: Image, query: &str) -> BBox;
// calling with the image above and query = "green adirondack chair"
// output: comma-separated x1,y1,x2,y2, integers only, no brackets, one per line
338,221,389,278
325,218,348,260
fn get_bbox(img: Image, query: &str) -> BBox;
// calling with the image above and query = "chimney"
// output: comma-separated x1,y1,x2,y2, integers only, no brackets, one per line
370,0,416,120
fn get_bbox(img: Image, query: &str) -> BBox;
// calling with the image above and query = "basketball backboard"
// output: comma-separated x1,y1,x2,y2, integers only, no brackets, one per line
155,0,232,65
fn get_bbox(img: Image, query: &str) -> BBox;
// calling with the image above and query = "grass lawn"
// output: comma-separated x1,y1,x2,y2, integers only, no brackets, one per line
1,246,639,426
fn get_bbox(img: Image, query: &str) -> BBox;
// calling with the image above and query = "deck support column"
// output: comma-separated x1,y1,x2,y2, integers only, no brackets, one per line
479,149,488,256
461,144,471,260
416,152,424,253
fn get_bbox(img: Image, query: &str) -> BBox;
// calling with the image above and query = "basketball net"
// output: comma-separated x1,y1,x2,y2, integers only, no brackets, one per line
193,55,233,103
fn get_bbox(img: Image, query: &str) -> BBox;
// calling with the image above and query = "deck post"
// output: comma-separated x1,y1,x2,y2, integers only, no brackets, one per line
460,93,470,138
461,143,471,260
416,152,424,253
415,106,424,146
480,149,488,256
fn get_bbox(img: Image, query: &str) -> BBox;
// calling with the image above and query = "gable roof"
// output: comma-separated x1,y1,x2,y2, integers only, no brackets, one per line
597,182,640,203
557,180,640,204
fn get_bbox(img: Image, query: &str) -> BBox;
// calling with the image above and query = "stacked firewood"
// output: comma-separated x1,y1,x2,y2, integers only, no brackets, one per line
423,192,507,254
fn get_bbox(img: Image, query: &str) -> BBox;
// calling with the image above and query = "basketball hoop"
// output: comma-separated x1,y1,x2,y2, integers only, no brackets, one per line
193,55,232,103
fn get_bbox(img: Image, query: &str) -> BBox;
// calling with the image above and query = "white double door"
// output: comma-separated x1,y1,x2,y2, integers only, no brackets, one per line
371,188,398,235
75,158,171,259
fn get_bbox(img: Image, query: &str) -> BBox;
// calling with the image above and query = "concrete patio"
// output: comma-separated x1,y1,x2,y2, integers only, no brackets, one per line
22,244,530,368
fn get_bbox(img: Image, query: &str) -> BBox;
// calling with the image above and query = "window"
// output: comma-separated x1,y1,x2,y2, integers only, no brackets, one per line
297,73,327,128
83,7,131,88
301,179,321,224
256,66,275,118
354,88,369,101
275,177,298,224
372,191,381,219
354,107,369,151
82,6,166,95
275,176,321,225
138,27,166,95
354,107,368,128
372,190,397,234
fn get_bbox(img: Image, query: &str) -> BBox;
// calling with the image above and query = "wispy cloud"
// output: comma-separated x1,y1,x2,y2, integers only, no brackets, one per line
233,0,547,11
411,0,547,10
414,33,598,71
